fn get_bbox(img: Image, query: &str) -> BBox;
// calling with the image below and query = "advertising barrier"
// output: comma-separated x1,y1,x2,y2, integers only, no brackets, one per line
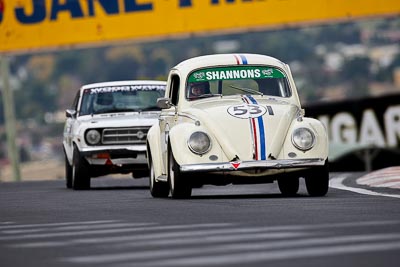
305,93,400,171
0,0,399,53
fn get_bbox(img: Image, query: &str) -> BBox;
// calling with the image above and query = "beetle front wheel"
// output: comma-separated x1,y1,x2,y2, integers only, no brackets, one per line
149,158,169,198
305,161,329,197
168,149,192,199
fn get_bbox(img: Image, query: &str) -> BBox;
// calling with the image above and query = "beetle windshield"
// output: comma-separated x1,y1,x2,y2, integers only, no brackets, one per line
186,66,291,100
79,84,165,116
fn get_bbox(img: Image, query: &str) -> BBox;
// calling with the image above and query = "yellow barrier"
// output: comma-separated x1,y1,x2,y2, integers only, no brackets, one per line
0,0,399,53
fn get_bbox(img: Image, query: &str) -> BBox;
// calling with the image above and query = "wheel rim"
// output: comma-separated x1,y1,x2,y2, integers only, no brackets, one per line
150,162,155,190
169,154,175,192
72,163,79,185
72,165,76,181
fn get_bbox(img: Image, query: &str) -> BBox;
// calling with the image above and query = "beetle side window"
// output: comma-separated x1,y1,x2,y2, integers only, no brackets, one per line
169,75,180,105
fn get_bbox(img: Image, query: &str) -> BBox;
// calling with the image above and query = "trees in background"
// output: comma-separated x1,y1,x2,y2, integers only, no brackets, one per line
1,18,399,125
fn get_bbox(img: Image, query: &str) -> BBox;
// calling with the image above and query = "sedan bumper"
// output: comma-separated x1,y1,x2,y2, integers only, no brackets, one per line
80,145,147,165
180,158,326,173
80,145,146,154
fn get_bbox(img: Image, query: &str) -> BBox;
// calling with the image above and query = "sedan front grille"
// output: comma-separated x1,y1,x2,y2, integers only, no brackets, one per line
102,127,149,145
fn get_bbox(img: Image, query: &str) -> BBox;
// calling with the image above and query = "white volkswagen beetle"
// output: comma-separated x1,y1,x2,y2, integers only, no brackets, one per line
63,80,166,190
146,54,329,198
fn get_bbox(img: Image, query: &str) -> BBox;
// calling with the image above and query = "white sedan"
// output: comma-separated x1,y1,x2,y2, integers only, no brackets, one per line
63,80,166,190
147,54,329,198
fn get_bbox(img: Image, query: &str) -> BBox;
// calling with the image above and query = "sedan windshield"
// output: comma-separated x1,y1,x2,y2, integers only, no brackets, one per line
79,84,165,116
186,66,291,100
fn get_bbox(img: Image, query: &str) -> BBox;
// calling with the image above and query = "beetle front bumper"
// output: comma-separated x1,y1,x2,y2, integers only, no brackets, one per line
180,158,326,173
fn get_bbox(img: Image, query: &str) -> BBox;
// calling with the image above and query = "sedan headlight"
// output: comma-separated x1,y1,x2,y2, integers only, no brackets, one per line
188,131,211,155
85,129,101,145
292,128,315,151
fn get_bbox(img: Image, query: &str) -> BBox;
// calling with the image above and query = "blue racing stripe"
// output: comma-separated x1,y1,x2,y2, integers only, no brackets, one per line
257,116,266,160
247,96,266,160
239,55,248,65
247,95,257,104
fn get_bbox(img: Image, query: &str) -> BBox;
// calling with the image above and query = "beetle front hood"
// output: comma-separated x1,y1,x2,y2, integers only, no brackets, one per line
183,96,299,161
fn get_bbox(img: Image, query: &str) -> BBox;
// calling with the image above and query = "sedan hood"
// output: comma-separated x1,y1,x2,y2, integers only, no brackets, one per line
78,112,159,128
183,96,299,161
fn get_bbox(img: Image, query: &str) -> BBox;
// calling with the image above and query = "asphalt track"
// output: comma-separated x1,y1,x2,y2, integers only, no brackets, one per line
1,171,400,267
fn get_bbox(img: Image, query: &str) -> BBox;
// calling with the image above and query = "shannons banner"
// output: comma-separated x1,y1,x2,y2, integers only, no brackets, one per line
189,66,285,82
1,0,399,53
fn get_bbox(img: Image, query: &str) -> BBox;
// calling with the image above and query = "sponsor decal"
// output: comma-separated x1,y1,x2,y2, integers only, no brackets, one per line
188,66,285,82
86,85,165,94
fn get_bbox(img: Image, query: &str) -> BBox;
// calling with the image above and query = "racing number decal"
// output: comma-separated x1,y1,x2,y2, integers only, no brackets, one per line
227,104,273,119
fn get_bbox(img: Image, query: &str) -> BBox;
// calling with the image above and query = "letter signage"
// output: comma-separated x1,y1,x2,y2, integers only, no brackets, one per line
1,0,399,53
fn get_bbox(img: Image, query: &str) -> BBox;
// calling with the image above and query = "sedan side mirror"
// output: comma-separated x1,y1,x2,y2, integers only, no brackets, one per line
157,98,172,109
65,109,77,118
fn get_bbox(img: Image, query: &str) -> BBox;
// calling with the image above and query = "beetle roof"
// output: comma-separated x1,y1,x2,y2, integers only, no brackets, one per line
174,53,287,71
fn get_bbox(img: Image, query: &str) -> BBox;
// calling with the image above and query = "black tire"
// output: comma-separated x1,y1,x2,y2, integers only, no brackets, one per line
168,148,192,199
72,147,91,190
149,159,170,198
65,154,73,189
132,170,148,178
305,161,329,197
278,175,299,196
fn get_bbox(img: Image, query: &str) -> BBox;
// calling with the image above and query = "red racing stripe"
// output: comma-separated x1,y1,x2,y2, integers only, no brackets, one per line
234,54,240,65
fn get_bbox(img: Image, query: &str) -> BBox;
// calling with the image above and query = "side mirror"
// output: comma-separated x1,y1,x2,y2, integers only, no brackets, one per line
157,98,172,109
65,109,77,118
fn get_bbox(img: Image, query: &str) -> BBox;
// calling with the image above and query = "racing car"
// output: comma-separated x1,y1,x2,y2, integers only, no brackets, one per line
63,80,166,189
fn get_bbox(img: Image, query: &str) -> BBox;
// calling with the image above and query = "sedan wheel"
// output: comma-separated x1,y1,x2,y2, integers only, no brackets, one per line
72,147,91,190
168,149,192,199
278,175,299,196
65,155,73,189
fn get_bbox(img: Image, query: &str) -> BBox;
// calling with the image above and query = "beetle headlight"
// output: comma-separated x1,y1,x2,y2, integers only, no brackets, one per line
85,129,101,145
188,131,211,155
292,128,315,151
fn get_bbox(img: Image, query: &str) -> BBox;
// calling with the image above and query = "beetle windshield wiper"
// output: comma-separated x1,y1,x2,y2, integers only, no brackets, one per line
188,93,222,100
229,85,263,96
198,93,222,98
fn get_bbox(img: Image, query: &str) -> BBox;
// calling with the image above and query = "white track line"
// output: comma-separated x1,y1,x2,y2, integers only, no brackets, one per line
65,233,400,264
330,174,400,199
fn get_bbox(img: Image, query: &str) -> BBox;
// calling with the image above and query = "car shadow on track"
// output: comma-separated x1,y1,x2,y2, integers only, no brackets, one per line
75,177,150,191
189,193,311,199
89,185,149,191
